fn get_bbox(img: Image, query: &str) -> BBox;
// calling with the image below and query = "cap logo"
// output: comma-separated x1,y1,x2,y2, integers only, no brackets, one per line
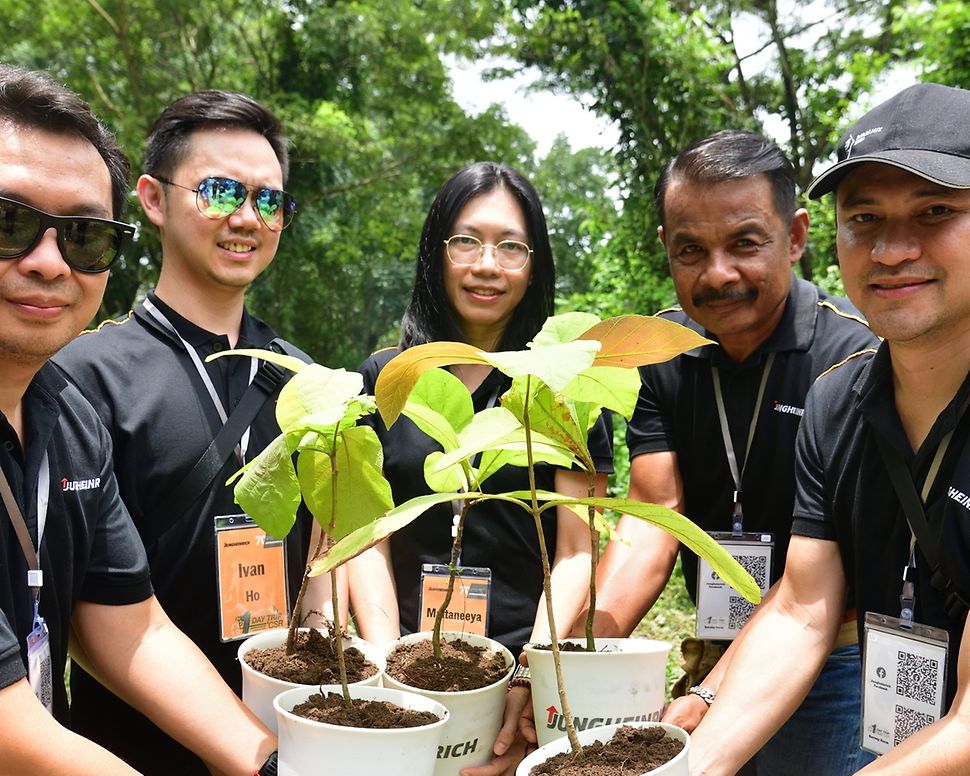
844,126,884,158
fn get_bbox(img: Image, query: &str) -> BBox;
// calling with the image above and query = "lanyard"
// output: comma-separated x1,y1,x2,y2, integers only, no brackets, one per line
143,298,257,463
453,381,502,566
0,451,51,605
712,353,776,536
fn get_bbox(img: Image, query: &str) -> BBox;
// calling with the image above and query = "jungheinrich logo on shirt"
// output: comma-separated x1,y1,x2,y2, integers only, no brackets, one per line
948,486,970,511
772,400,804,417
61,476,102,492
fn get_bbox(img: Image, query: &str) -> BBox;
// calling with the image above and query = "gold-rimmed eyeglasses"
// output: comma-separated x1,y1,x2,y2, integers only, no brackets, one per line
444,234,532,271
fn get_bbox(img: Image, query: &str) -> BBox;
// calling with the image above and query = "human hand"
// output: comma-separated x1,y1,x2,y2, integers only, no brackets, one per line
661,693,709,733
460,687,533,776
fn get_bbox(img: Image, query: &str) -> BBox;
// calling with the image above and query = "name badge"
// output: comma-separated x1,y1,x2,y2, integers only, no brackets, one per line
695,532,773,640
26,611,53,713
214,514,288,642
419,564,491,636
862,612,948,755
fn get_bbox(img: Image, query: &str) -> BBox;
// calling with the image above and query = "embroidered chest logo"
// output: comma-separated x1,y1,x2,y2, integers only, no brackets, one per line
61,476,102,492
772,400,804,417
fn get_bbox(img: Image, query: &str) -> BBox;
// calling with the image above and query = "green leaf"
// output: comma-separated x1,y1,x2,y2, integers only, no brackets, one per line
233,435,301,540
553,497,762,604
563,366,643,419
310,491,483,576
297,425,394,540
207,347,308,375
429,406,527,473
407,367,474,435
484,340,600,392
530,311,602,348
423,450,467,493
502,381,591,466
276,364,364,432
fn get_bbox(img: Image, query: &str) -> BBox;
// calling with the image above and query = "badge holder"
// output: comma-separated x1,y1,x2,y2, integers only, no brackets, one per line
26,584,53,713
419,563,492,636
695,532,773,640
214,513,289,641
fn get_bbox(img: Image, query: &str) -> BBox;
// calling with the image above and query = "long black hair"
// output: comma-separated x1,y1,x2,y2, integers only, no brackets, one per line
399,162,555,351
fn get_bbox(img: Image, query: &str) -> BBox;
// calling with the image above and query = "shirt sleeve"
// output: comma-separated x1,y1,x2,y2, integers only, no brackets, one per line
588,409,615,474
625,365,676,459
79,421,153,605
791,384,838,541
0,607,26,692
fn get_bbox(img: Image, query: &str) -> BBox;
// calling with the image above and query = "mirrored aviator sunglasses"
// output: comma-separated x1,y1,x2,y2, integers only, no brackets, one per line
0,197,135,273
194,176,296,232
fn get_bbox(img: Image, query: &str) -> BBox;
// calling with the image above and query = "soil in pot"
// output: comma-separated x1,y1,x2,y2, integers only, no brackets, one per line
243,628,378,684
386,637,508,691
528,725,684,776
292,691,442,729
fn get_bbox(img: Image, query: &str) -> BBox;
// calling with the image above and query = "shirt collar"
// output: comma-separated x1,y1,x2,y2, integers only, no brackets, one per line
140,290,261,350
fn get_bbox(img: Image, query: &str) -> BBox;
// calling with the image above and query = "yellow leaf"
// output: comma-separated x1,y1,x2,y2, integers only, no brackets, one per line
581,315,714,367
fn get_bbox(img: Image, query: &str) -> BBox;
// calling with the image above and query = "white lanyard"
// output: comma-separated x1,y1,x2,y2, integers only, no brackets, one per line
711,353,776,536
0,450,50,601
143,298,257,463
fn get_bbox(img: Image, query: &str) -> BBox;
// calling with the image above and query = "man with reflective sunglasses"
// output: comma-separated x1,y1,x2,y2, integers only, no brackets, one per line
0,64,276,775
54,89,324,773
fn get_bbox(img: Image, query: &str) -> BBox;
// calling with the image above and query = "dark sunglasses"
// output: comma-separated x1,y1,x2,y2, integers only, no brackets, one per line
155,176,297,231
0,197,135,273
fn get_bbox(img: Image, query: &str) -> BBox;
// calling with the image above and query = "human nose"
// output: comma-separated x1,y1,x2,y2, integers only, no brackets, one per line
16,228,71,279
472,243,501,273
226,192,264,230
703,249,741,286
869,219,921,265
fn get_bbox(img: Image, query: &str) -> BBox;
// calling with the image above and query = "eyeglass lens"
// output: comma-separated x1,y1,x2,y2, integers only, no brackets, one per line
446,234,531,270
0,197,130,272
196,177,296,231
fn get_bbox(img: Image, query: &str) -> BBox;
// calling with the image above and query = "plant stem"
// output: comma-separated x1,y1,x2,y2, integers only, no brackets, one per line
523,376,582,756
326,426,352,708
584,472,597,652
432,498,470,660
285,519,328,655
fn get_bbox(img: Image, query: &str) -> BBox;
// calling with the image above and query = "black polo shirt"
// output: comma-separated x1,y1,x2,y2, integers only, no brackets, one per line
53,291,312,772
0,364,152,723
793,343,970,707
627,277,877,602
360,348,614,657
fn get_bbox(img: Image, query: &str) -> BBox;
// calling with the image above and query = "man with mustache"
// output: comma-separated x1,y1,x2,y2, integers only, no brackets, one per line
688,82,970,775
581,130,877,774
0,63,276,775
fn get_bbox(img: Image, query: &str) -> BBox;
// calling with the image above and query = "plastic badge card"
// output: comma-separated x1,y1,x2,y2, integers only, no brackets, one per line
695,532,772,640
215,513,288,641
862,612,948,755
419,564,491,636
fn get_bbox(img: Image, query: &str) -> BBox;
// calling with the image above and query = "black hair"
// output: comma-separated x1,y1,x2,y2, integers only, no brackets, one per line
399,161,556,351
144,90,289,183
0,64,130,218
653,130,797,228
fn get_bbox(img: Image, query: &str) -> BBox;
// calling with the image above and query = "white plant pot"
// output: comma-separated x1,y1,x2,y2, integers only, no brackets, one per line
274,683,450,776
523,637,670,746
238,627,384,734
515,720,689,776
382,632,515,776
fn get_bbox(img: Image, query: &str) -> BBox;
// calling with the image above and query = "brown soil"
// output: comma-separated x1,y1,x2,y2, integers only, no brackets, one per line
527,725,684,775
242,628,378,684
292,691,441,729
532,641,590,653
385,637,509,692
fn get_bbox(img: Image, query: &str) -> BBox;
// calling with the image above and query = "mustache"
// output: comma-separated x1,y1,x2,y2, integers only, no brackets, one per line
692,286,758,306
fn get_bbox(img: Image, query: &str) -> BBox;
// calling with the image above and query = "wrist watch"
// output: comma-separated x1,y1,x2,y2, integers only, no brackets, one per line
508,664,531,690
686,685,715,706
255,750,278,776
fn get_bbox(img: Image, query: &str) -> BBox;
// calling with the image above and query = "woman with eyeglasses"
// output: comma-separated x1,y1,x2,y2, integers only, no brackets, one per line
350,162,613,769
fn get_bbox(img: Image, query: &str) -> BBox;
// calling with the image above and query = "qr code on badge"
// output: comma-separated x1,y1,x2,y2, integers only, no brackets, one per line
893,704,934,746
727,555,767,630
895,649,939,705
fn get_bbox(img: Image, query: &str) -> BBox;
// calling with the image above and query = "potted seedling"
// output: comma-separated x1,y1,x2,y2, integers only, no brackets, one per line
211,350,450,773
318,312,761,767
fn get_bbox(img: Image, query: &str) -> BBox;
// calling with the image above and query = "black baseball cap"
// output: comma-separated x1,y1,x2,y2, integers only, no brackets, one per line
807,83,970,199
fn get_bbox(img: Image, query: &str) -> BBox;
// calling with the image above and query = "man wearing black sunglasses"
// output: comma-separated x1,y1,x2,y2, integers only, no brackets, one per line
53,89,324,772
0,64,277,774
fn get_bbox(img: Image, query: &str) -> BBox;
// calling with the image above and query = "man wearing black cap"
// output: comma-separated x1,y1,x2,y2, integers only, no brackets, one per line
688,82,970,774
